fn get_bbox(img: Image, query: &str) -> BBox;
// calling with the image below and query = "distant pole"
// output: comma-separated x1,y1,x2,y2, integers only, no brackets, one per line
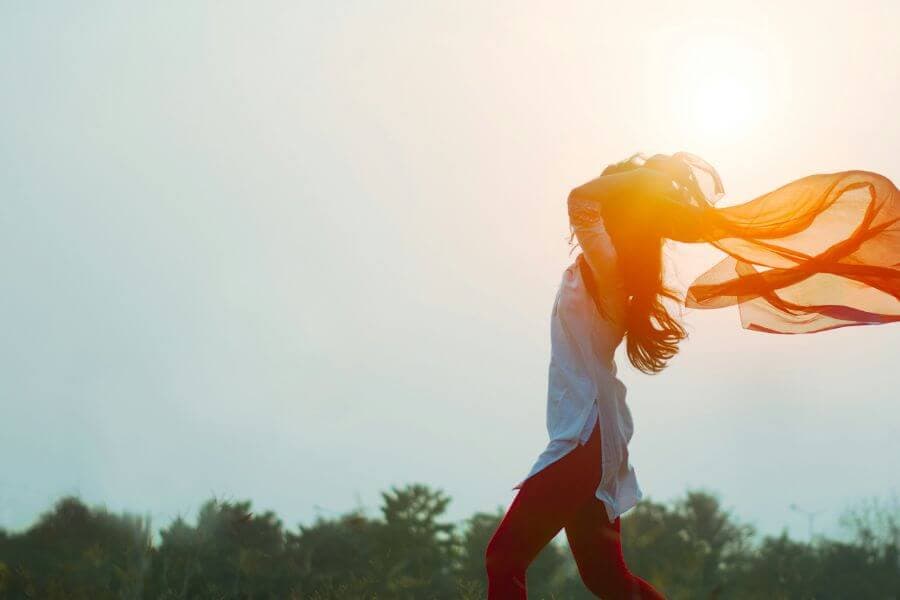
789,503,822,539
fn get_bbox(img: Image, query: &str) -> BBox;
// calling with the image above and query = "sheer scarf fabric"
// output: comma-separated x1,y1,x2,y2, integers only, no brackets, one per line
633,153,900,333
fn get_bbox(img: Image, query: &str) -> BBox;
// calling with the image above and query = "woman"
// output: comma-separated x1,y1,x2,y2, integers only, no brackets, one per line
484,152,900,599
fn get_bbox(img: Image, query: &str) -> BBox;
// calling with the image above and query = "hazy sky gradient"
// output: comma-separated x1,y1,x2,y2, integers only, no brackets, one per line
2,1,899,541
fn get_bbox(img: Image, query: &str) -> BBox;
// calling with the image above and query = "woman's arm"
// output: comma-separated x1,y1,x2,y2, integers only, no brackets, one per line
568,168,683,221
568,166,709,242
565,173,641,321
571,212,628,323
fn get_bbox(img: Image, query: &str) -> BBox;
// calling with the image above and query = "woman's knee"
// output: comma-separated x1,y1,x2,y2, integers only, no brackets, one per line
574,558,638,599
484,534,523,580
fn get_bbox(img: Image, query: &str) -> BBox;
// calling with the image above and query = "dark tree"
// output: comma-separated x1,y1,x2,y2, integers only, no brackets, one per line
0,497,151,600
146,499,291,599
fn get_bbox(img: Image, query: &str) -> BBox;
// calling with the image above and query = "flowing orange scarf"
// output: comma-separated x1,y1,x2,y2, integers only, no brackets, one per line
651,153,900,333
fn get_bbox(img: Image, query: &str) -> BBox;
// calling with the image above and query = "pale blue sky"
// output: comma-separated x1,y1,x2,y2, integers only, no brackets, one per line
2,1,898,541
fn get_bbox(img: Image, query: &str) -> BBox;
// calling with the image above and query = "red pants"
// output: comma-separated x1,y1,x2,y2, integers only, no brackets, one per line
485,424,665,599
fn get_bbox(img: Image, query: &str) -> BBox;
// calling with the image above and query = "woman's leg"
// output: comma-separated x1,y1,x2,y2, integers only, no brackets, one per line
485,429,602,599
564,499,666,599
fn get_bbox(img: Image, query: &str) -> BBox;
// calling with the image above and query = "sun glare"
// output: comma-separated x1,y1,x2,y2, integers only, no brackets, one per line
654,31,773,144
691,74,757,135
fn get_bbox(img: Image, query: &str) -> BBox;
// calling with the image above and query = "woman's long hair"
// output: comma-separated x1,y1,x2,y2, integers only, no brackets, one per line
598,154,688,374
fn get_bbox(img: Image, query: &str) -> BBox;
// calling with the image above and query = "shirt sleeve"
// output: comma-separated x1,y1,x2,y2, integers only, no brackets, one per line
567,194,605,230
570,206,627,321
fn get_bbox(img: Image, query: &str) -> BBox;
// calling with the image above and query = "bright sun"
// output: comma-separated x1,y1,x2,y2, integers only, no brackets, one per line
661,33,772,142
692,74,758,134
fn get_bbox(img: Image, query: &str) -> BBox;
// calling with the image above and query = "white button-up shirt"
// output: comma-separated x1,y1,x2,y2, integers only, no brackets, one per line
515,216,642,523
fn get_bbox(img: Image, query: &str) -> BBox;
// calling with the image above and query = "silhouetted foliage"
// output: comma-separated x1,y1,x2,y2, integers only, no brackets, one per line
621,490,755,597
0,496,151,599
0,486,898,599
144,499,292,599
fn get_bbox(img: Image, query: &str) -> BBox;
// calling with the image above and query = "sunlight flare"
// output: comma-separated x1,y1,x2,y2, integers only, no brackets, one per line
681,38,770,139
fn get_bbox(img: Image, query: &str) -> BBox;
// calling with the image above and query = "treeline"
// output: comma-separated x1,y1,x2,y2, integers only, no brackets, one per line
0,485,898,599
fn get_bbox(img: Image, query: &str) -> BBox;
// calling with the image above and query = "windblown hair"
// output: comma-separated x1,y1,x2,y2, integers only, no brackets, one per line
599,155,687,374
